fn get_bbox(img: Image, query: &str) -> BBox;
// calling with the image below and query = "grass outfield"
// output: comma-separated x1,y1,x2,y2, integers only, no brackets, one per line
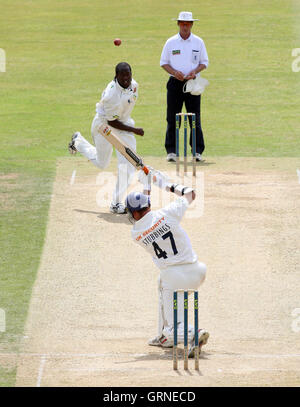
0,0,299,386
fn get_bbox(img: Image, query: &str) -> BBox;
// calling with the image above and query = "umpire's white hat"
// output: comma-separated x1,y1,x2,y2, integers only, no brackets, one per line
173,11,199,22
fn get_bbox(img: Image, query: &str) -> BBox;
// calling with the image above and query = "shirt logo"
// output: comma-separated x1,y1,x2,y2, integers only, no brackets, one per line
172,49,181,55
135,217,165,241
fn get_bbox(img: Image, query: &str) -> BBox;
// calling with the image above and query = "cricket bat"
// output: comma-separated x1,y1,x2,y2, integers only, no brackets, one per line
98,123,150,175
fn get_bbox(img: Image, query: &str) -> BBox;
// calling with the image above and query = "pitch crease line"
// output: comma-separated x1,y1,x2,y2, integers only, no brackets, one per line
3,352,300,359
36,355,46,387
70,169,76,185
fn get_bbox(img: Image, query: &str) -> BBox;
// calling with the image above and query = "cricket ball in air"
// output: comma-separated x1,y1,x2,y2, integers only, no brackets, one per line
114,38,122,46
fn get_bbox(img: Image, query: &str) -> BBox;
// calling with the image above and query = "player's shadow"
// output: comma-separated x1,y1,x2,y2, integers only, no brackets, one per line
74,209,129,224
114,347,210,376
170,160,216,167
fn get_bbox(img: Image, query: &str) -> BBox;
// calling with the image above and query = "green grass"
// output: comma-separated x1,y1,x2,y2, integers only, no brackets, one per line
0,0,299,386
0,366,16,387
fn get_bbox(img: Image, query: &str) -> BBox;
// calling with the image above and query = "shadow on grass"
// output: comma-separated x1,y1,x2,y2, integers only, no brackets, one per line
168,160,216,167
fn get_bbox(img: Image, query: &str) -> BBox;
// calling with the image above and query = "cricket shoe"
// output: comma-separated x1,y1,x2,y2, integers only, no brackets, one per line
148,336,162,347
188,329,209,358
68,132,80,154
148,335,173,348
166,153,176,162
110,202,127,214
195,153,204,162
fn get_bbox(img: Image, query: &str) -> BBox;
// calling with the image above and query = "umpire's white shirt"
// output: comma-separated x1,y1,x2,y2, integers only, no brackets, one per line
131,197,197,270
160,33,209,77
95,78,138,124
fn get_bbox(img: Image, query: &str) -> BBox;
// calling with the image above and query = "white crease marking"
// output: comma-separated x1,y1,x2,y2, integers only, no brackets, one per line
70,169,76,185
36,355,46,387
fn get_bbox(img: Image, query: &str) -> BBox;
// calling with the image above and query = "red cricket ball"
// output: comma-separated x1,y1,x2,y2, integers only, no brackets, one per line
114,38,122,46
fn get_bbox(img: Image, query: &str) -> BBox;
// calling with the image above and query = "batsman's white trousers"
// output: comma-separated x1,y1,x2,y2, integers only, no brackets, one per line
157,261,206,342
74,114,136,205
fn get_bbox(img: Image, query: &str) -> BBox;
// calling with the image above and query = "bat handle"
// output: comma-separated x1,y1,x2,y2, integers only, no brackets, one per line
142,165,149,175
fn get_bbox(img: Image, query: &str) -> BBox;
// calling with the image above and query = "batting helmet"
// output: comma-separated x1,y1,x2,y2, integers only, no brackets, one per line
125,191,151,219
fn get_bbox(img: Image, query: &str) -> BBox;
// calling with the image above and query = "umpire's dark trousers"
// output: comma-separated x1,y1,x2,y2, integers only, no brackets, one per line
165,76,205,155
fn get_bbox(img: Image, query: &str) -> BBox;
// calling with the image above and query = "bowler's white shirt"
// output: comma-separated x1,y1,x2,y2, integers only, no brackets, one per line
160,33,209,77
131,197,197,270
96,79,138,123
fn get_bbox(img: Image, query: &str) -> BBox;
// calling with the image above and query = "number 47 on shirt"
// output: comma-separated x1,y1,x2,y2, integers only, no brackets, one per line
153,231,178,259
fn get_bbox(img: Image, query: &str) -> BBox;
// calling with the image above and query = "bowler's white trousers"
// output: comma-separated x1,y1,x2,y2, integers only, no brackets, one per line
74,114,136,205
158,261,206,343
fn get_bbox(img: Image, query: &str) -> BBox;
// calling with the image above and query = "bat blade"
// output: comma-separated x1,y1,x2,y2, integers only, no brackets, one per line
98,123,149,174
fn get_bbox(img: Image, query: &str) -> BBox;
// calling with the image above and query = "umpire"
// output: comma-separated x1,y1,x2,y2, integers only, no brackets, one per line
160,11,209,162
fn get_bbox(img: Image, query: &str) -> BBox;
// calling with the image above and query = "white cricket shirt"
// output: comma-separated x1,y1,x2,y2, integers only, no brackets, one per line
131,197,197,270
160,33,209,77
96,79,138,122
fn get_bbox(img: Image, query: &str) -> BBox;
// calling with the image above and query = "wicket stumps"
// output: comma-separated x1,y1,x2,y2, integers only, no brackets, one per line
173,291,178,370
175,113,196,177
173,289,199,371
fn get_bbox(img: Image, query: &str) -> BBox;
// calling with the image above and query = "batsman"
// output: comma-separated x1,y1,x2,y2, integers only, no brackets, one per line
125,171,209,357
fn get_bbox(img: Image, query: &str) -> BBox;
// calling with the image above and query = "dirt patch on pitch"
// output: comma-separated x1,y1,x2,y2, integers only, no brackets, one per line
15,157,300,386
